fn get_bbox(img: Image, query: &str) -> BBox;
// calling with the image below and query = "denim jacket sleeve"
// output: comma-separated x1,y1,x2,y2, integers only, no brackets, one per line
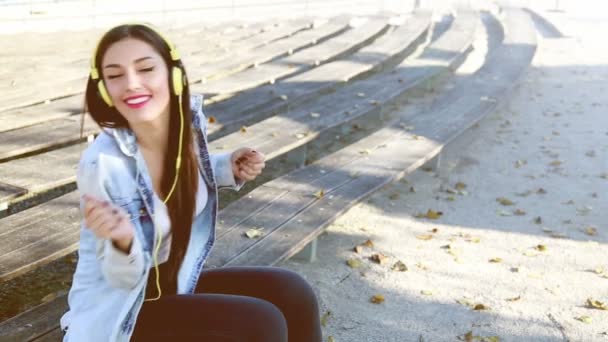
77,151,145,290
191,93,244,191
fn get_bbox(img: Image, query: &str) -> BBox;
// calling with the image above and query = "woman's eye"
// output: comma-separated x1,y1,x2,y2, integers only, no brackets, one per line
140,67,154,72
107,74,123,80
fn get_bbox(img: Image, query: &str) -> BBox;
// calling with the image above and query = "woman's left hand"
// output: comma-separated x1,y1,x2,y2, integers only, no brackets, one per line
231,147,266,182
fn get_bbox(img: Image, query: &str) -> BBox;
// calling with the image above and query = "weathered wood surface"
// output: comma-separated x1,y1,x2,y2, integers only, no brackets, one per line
0,295,68,341
0,115,96,162
205,13,431,137
207,12,478,158
195,18,387,96
189,18,350,89
208,8,536,268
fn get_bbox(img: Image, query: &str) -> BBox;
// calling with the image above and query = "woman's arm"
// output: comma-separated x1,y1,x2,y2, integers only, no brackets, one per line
77,154,145,289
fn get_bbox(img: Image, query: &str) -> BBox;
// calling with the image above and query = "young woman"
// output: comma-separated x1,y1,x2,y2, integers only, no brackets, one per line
60,23,322,341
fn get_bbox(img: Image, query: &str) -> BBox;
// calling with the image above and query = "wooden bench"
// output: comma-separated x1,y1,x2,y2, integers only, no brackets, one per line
0,8,538,341
0,14,434,212
0,10,466,222
0,13,430,162
0,14,478,333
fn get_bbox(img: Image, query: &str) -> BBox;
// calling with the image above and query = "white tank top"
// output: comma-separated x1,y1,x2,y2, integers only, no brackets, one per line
151,171,208,264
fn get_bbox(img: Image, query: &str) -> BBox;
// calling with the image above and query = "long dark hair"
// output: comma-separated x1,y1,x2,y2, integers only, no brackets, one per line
84,24,198,295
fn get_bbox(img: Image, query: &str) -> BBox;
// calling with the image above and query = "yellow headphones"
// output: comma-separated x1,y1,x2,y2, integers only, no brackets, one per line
90,23,186,301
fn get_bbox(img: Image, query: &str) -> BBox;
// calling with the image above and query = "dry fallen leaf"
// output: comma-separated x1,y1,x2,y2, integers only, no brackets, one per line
506,295,521,302
584,227,598,236
392,261,408,272
244,228,264,239
207,116,217,124
420,290,433,296
363,239,374,248
320,311,331,327
497,197,515,206
415,209,443,220
370,294,385,304
587,298,608,310
575,315,592,324
328,336,336,342
359,149,371,155
455,182,467,190
416,234,433,241
346,258,361,268
489,258,503,263
534,216,543,224
240,126,248,133
353,245,364,254
535,245,547,252
473,304,489,311
313,189,325,199
513,209,526,216
370,253,389,265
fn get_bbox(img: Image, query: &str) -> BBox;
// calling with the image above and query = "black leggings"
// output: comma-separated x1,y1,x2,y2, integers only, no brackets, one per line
131,266,322,341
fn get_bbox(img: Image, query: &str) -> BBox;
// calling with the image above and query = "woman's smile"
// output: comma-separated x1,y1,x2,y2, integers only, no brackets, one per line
124,94,152,109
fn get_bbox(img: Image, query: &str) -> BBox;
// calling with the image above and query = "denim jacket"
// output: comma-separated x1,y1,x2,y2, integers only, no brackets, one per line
60,94,239,341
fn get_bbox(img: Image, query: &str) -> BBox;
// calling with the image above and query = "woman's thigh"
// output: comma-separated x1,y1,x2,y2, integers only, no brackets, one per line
195,266,322,342
131,293,287,342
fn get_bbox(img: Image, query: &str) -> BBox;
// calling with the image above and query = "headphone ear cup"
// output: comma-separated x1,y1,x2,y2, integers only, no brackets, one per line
97,80,114,107
171,66,183,96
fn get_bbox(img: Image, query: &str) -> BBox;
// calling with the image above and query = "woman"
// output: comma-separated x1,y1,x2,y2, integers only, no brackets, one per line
60,23,322,341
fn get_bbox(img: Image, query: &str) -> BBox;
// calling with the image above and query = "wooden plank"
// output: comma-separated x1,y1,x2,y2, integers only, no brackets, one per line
0,182,27,210
0,295,67,342
216,185,288,236
198,18,387,95
0,192,80,282
31,328,64,342
0,144,81,197
0,92,84,133
0,116,96,162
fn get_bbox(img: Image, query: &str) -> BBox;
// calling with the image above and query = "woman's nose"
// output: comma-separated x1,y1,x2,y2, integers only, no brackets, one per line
125,70,142,90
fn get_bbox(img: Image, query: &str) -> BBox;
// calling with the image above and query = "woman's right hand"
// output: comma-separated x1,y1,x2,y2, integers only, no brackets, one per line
83,194,135,253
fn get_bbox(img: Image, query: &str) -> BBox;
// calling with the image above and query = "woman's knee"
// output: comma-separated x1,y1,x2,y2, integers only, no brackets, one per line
243,297,288,341
276,269,319,306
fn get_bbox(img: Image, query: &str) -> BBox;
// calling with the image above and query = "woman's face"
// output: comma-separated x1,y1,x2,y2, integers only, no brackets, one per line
101,38,171,125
